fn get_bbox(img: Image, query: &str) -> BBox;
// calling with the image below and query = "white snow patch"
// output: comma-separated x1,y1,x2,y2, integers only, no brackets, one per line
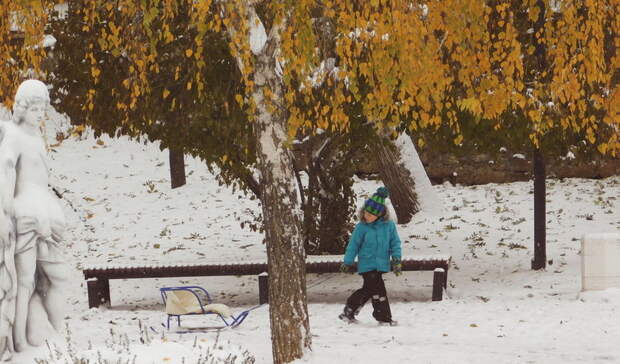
420,4,429,17
348,28,362,39
579,288,620,304
54,3,69,19
308,58,336,88
550,0,562,12
34,337,254,364
43,34,57,48
249,16,267,55
275,55,284,79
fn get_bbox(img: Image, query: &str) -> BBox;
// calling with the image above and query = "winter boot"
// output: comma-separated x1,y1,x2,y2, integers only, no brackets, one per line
371,295,392,323
338,305,357,323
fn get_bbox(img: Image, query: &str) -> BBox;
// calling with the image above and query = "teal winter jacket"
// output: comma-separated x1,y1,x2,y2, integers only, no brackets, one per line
343,219,402,273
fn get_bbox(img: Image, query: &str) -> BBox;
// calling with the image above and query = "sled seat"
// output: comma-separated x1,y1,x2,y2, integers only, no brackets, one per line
160,286,252,329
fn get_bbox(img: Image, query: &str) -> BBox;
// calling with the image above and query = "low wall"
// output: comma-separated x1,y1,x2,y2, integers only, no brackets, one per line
420,150,620,185
354,149,620,185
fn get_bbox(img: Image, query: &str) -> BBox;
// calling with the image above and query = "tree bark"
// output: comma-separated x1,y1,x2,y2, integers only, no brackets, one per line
531,148,547,270
375,137,420,224
169,147,186,189
314,136,356,254
251,17,311,364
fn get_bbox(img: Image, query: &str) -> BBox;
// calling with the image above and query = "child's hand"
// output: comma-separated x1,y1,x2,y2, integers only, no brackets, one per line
340,263,354,274
391,259,402,277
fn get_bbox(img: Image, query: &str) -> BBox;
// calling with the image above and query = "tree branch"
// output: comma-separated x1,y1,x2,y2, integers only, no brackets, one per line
244,172,261,197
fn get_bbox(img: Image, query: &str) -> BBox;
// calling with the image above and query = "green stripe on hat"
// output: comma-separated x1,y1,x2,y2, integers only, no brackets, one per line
365,205,382,216
371,195,385,205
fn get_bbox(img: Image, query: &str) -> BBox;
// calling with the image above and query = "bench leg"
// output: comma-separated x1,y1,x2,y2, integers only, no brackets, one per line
87,278,111,308
101,278,110,304
258,273,269,304
432,268,445,301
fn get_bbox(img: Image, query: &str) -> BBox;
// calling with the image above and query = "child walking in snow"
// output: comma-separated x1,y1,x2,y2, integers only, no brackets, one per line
339,187,402,325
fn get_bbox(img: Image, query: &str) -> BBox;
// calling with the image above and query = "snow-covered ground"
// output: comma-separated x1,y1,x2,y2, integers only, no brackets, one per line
14,119,620,363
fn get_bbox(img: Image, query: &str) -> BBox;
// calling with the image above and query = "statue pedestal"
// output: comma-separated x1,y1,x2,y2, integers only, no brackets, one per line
582,233,620,290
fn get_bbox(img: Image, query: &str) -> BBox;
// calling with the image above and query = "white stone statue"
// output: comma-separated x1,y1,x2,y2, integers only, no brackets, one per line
0,80,69,360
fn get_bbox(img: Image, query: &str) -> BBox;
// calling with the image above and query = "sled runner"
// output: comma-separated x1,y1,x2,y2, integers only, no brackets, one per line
160,286,259,329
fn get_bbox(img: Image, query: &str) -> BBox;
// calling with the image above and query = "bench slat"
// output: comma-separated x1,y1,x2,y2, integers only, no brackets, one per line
83,256,450,280
83,256,451,308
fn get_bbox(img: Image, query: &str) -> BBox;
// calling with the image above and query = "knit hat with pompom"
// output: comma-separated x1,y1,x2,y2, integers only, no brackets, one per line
364,187,389,216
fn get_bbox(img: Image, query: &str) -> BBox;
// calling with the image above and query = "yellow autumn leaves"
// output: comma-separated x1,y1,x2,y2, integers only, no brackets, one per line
309,0,617,154
3,0,619,156
0,0,51,106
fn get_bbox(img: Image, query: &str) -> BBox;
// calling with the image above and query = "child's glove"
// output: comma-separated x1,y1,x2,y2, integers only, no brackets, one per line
340,263,354,274
391,259,402,277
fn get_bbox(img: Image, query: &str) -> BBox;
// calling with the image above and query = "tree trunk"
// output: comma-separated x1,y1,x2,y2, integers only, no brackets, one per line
252,27,311,364
298,134,356,254
375,137,420,223
393,133,443,217
315,143,356,254
260,133,310,364
317,190,354,253
531,148,547,270
169,147,186,189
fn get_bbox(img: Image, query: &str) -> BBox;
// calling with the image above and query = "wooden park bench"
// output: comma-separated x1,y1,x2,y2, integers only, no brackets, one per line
82,254,451,308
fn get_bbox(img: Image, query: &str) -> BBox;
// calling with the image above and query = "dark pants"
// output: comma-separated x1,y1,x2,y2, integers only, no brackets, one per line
345,270,392,322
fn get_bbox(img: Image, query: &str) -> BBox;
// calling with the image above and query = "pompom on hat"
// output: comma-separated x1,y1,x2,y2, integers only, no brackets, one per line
364,186,389,216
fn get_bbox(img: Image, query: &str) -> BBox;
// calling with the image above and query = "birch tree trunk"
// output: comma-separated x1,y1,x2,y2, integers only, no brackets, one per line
375,133,443,223
375,137,421,223
250,17,311,364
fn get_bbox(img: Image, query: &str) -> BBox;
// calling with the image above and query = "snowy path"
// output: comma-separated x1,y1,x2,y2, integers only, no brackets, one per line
13,131,620,363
